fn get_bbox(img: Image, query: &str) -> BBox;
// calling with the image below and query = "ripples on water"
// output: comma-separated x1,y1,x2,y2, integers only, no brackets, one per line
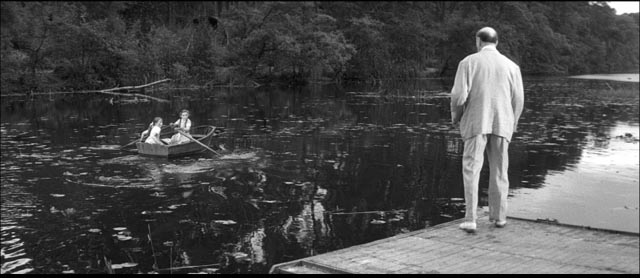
1,153,37,274
1,78,638,273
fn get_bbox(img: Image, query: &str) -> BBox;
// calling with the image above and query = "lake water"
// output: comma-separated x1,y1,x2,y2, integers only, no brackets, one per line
1,77,638,274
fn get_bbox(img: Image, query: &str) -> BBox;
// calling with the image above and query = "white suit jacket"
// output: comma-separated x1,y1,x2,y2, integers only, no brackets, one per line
450,45,524,142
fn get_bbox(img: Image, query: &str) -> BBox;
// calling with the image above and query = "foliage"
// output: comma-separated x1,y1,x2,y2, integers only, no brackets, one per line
223,2,355,83
0,1,638,93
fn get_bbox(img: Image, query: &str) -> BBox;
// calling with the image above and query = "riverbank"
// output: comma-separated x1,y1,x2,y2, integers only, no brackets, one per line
568,73,640,83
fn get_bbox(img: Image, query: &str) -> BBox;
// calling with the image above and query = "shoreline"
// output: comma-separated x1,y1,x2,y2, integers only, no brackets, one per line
568,73,639,83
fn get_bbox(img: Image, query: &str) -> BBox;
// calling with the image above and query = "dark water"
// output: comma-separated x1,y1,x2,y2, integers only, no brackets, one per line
1,77,638,274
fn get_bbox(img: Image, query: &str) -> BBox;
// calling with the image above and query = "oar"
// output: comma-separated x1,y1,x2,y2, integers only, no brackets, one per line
119,139,139,150
176,129,221,156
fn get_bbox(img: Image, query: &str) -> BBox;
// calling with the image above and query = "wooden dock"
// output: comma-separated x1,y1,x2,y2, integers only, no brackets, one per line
269,214,639,274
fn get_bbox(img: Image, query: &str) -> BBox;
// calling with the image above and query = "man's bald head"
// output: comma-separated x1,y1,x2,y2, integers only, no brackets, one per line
476,27,498,43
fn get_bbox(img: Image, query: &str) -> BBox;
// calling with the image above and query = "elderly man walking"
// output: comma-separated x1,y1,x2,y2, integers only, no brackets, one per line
450,27,525,232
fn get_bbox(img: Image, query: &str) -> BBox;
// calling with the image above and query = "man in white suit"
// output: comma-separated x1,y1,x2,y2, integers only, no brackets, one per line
450,27,525,232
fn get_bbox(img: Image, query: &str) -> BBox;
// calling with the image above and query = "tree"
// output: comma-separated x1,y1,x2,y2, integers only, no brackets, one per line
223,2,354,83
1,1,638,93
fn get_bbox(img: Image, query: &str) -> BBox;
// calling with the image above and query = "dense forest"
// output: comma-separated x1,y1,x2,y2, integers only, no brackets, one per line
1,1,638,93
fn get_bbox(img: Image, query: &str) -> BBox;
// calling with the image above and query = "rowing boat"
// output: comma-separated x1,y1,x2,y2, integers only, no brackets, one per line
135,125,220,157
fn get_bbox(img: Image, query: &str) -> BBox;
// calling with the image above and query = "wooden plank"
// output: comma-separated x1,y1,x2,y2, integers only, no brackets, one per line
415,243,466,266
269,214,640,274
436,247,490,273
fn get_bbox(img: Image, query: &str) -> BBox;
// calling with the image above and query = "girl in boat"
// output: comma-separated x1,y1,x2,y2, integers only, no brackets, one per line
169,109,192,144
140,117,167,145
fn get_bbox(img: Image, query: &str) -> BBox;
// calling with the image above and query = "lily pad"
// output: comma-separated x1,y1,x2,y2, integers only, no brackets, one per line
214,220,237,225
110,262,138,269
116,235,132,241
201,268,219,274
232,252,249,262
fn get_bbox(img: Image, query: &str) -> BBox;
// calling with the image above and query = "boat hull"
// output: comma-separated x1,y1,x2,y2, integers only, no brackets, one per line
135,125,218,157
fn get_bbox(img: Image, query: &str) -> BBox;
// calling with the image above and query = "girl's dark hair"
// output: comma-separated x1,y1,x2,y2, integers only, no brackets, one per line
145,117,163,135
179,109,190,116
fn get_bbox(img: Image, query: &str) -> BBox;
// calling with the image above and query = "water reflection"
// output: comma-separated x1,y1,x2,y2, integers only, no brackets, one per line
1,184,37,274
509,121,639,233
1,77,638,273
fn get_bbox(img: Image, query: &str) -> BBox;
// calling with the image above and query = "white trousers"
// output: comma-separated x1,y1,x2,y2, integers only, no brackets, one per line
462,134,509,223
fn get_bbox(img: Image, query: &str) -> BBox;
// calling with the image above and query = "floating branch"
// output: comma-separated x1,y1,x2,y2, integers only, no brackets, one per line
2,79,172,103
102,90,170,103
99,79,171,103
326,209,408,215
98,78,171,93
155,263,221,272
